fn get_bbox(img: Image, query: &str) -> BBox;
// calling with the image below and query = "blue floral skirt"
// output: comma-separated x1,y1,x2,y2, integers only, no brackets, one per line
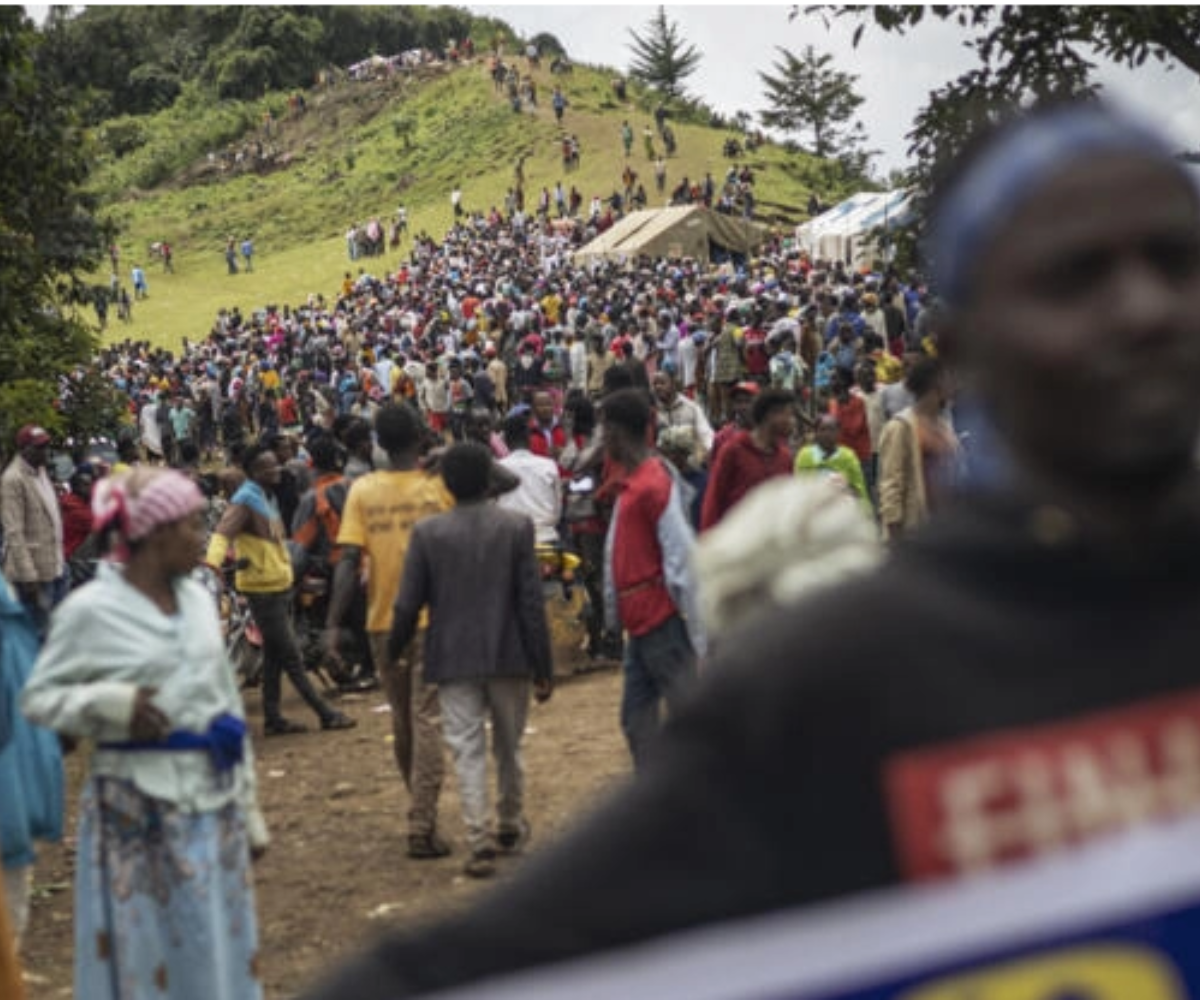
75,777,263,1000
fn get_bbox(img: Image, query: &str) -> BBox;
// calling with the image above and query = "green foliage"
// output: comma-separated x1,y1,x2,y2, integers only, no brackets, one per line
759,46,867,162
213,46,280,100
392,114,417,150
528,32,568,59
127,63,182,112
626,6,702,101
0,380,60,451
100,118,150,159
91,84,257,199
39,6,488,121
58,367,130,444
0,8,112,440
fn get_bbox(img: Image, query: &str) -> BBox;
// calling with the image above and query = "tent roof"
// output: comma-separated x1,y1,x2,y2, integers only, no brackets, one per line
574,206,767,267
797,190,913,242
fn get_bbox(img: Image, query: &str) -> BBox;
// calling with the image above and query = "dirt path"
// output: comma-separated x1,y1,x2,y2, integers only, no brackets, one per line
20,665,629,998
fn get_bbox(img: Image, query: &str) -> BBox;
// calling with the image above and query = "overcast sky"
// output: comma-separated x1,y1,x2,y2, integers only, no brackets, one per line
473,5,1200,175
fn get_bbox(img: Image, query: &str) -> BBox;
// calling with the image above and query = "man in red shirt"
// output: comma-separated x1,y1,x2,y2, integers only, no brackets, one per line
828,367,872,472
59,463,95,565
700,389,796,531
602,389,705,768
709,381,758,465
740,312,770,384
527,389,566,464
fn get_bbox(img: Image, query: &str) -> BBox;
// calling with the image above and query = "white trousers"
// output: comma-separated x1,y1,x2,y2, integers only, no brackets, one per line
438,678,531,854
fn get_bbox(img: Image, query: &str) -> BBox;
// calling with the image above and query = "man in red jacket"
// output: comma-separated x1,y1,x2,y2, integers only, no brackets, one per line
700,389,796,531
527,389,566,464
602,389,706,767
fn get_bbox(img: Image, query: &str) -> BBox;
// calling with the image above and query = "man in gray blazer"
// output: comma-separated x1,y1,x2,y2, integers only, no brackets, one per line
390,442,554,879
1,425,64,635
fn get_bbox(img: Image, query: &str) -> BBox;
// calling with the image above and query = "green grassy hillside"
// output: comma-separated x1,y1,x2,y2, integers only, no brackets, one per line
95,57,855,352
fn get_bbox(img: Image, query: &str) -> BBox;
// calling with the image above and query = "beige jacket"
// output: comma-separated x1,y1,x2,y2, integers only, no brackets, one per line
878,409,927,541
1,457,64,583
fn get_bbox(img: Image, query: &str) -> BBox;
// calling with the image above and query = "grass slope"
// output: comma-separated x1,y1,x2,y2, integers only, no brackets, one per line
97,58,852,352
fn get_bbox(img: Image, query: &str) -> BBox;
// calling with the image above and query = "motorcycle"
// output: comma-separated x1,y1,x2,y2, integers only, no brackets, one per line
535,542,582,601
199,560,263,689
294,567,377,693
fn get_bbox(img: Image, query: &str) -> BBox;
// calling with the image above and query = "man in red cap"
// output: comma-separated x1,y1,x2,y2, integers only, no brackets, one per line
1,425,64,634
709,381,759,465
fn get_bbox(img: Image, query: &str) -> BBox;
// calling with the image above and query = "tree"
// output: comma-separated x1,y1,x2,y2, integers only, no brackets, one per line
528,32,567,59
626,7,702,101
803,6,1200,240
0,8,118,448
759,45,867,161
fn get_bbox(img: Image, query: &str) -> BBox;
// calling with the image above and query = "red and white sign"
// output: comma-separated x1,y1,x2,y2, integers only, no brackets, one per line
886,689,1200,880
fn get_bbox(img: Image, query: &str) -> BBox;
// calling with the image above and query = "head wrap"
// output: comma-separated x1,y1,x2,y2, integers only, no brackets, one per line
930,103,1185,308
92,468,206,556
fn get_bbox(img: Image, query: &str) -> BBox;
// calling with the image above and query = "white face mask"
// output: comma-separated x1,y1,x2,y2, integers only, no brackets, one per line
520,355,534,370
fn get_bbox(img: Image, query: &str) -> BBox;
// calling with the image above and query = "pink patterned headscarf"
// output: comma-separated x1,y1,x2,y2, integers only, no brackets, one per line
92,468,206,553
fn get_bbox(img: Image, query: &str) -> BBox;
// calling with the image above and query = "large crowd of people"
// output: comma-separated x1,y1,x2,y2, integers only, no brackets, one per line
9,89,1186,1000
0,197,935,995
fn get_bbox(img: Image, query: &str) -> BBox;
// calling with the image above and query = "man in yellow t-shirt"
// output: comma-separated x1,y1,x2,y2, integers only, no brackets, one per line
328,403,454,859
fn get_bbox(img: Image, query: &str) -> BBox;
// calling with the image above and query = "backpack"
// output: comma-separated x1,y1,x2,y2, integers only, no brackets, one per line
313,479,348,569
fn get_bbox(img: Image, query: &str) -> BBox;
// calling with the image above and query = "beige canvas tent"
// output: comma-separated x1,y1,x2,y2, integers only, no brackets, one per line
573,206,767,268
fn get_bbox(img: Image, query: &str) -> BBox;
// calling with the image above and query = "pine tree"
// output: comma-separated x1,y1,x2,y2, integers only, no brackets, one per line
626,7,701,101
758,45,866,161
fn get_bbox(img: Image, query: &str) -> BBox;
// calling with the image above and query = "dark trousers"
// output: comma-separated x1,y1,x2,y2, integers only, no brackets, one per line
247,590,335,726
621,614,697,769
575,531,621,659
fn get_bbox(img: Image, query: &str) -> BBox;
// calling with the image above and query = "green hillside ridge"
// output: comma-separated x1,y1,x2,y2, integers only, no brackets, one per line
94,55,859,353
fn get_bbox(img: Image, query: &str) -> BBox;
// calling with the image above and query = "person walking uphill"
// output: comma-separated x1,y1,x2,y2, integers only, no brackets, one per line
602,389,705,768
328,403,454,860
389,443,554,878
23,469,268,1000
205,444,354,737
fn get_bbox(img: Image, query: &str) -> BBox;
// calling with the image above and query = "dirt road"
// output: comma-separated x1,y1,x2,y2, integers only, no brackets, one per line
20,664,629,998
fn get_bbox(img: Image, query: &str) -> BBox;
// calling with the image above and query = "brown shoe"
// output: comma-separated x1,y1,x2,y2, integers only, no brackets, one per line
407,832,452,859
496,820,531,855
464,850,496,878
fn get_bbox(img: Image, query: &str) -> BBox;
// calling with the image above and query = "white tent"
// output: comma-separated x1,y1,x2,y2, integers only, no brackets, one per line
794,190,912,269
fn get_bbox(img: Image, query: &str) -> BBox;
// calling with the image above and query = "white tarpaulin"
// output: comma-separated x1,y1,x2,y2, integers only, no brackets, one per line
795,190,913,269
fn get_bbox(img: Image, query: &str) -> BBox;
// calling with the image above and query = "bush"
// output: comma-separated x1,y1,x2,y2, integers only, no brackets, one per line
100,118,148,159
0,379,61,454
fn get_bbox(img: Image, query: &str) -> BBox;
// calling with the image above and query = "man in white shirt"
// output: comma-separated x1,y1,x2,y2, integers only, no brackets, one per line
567,328,588,395
652,370,714,462
497,412,562,545
140,395,164,462
679,329,700,398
